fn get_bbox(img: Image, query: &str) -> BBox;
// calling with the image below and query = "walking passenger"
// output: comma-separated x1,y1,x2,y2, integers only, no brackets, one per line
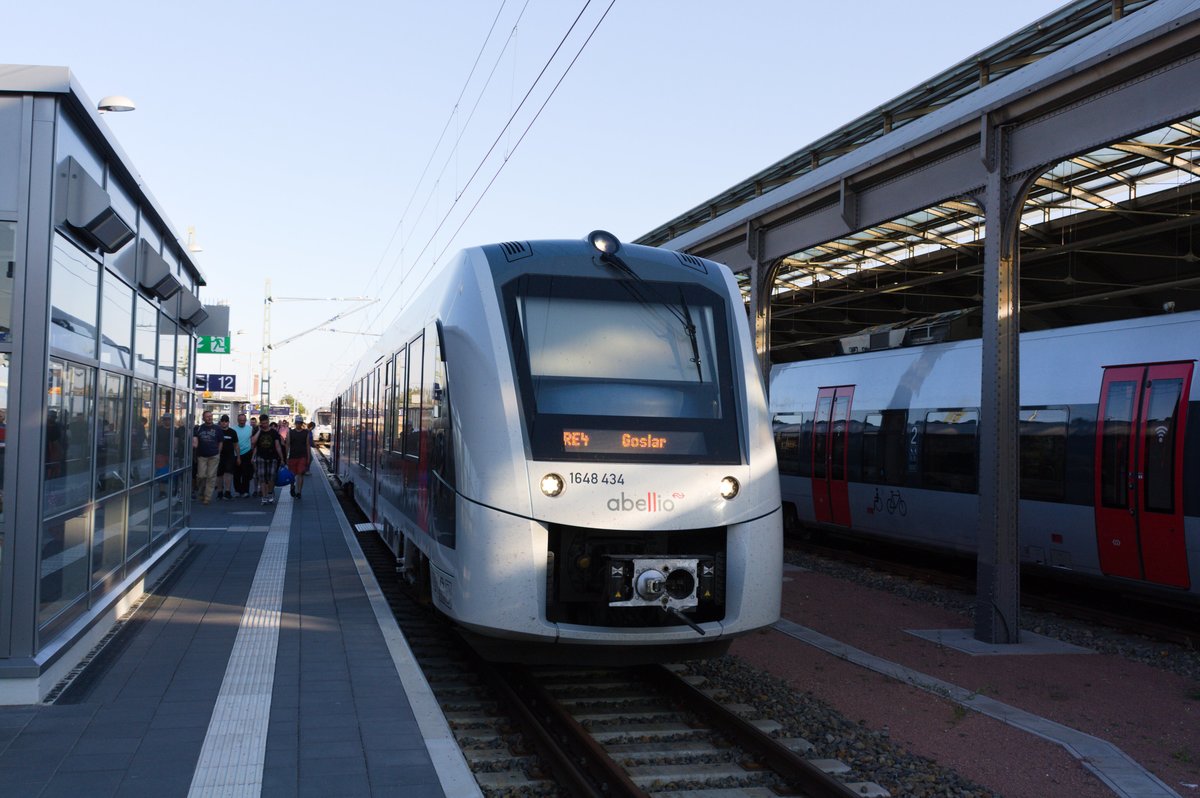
192,411,221,505
287,415,313,499
252,413,284,505
216,415,238,500
232,413,253,497
247,416,260,494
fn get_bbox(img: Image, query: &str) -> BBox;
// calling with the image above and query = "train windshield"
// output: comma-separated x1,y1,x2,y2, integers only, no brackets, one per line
503,274,741,463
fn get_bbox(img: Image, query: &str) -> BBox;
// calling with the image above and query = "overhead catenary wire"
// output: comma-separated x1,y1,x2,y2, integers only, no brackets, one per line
356,0,515,305
366,0,616,332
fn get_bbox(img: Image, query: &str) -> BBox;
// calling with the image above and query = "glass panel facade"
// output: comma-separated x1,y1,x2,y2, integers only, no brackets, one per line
174,391,190,472
0,221,14,343
45,360,95,514
100,270,134,368
177,335,191,389
134,297,156,378
39,506,90,627
92,492,126,586
50,235,100,359
170,472,185,529
130,380,153,485
155,387,174,477
96,371,128,497
157,318,176,385
151,478,170,540
127,483,151,560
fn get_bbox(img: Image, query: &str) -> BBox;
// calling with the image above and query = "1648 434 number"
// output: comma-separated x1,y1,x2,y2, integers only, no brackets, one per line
569,472,625,485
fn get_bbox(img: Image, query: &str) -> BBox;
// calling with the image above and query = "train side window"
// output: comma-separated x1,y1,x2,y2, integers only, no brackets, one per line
861,410,907,485
404,333,424,458
398,348,412,453
922,409,978,493
1019,407,1068,502
1099,381,1136,509
1143,377,1183,513
773,414,803,475
358,373,373,470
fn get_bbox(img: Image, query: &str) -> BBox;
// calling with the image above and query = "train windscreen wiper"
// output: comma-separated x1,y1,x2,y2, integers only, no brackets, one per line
596,248,704,383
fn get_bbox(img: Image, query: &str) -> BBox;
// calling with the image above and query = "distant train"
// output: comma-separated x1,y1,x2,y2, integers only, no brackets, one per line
313,407,333,442
330,232,782,661
770,310,1199,600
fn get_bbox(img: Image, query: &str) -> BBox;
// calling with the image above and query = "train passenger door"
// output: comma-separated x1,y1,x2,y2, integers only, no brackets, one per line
1095,362,1193,589
812,386,854,526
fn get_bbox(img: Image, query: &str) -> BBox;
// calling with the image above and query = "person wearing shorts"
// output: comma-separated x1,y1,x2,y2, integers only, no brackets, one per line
252,413,284,505
286,415,313,499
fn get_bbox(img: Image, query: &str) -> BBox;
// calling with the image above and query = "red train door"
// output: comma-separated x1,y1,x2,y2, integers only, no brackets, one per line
1094,363,1193,588
812,386,854,526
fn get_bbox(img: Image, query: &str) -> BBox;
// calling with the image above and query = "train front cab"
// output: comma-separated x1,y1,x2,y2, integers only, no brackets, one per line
775,358,1196,594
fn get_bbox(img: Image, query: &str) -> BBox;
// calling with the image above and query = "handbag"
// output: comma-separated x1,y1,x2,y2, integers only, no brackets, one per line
276,465,294,486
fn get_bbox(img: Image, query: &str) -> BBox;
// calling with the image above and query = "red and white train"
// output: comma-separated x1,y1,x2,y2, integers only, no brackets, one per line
770,310,1199,601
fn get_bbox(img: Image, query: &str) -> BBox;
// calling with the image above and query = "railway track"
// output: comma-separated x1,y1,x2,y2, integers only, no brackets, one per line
336,473,884,797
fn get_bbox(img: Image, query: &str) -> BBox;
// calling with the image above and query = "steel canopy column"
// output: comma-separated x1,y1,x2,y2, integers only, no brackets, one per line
746,222,774,391
975,116,1022,644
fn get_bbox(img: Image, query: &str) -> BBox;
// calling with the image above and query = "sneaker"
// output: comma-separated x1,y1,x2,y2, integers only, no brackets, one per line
269,496,275,504
290,486,295,497
225,491,233,500
261,497,268,505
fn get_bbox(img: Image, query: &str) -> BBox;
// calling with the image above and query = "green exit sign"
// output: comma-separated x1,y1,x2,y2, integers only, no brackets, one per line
197,336,230,354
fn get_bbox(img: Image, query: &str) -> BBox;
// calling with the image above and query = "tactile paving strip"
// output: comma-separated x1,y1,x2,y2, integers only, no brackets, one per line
188,499,293,797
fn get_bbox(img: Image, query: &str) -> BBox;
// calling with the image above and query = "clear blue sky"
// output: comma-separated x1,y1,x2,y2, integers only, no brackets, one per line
8,0,1064,410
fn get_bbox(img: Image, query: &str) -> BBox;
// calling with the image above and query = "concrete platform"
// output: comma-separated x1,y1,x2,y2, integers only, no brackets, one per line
0,460,479,798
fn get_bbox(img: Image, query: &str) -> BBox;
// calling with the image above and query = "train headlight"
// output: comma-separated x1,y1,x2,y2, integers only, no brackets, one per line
588,229,621,255
718,476,740,500
540,473,565,497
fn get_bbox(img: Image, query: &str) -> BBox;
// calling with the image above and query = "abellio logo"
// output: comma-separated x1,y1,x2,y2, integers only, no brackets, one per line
607,492,676,512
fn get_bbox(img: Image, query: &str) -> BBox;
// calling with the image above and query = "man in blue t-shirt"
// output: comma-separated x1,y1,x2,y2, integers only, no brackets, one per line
192,411,221,505
231,413,254,497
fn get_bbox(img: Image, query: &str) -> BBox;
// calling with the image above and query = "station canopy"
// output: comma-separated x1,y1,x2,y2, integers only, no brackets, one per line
638,0,1198,362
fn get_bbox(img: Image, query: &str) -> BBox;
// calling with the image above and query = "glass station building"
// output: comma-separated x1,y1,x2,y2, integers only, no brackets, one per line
0,66,205,702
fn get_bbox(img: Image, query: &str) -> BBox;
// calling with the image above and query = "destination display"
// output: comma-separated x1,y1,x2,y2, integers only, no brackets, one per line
562,428,705,455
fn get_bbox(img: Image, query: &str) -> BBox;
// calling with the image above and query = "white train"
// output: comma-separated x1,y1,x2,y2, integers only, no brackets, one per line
770,310,1200,601
330,232,782,661
312,407,333,442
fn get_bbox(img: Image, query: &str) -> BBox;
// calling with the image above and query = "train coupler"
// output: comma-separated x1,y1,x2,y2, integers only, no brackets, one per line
604,556,716,610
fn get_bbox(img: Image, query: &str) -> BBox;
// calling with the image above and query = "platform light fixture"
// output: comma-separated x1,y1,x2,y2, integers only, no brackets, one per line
97,95,136,113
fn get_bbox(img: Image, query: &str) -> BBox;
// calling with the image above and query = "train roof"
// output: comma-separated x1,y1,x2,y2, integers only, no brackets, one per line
330,235,735,398
770,309,1200,413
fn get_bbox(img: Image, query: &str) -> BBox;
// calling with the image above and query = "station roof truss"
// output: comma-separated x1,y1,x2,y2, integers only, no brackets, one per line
638,0,1158,250
635,0,1200,363
756,115,1200,359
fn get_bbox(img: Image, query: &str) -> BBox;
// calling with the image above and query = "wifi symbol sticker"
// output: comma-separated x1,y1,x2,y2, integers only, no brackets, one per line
1154,425,1169,443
